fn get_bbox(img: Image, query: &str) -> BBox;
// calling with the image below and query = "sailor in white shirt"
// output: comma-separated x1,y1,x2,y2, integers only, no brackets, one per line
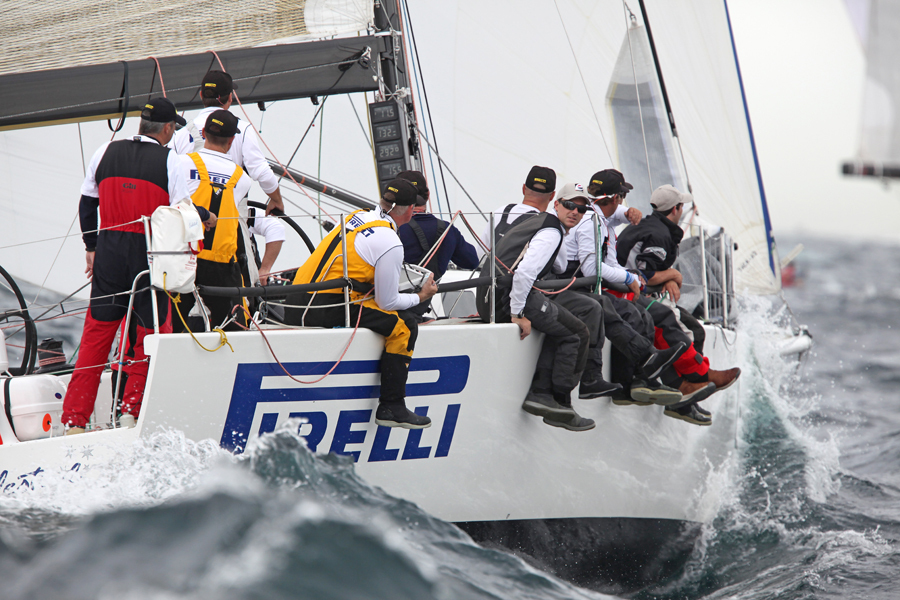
170,70,285,216
477,171,604,432
175,110,256,331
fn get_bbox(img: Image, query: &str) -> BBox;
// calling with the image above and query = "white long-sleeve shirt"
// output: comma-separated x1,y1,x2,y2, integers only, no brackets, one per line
350,209,420,312
566,204,635,284
171,107,280,194
509,208,567,314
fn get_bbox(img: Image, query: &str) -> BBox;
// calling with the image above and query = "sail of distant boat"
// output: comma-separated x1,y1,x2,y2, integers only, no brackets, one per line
842,0,900,178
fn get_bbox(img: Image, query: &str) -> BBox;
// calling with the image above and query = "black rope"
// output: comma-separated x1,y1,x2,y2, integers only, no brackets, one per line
107,61,129,133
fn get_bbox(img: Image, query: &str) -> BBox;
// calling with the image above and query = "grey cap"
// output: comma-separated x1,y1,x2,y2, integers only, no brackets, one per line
650,184,692,212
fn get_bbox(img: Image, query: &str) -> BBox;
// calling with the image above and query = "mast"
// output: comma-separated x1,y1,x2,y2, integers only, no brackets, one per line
369,0,422,189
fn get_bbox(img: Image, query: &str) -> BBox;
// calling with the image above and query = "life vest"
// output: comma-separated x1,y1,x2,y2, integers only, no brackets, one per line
188,153,243,263
293,210,394,300
476,211,564,322
492,204,539,243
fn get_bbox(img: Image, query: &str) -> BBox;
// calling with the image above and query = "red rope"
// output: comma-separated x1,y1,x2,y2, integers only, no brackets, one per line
148,56,167,96
237,292,370,384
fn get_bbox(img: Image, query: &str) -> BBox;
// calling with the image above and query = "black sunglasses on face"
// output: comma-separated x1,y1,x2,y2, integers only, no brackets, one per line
559,199,589,213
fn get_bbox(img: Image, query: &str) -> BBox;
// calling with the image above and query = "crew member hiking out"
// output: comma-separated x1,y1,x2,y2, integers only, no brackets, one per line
174,109,253,332
284,178,439,429
560,175,686,405
617,184,742,425
62,98,213,434
477,168,602,432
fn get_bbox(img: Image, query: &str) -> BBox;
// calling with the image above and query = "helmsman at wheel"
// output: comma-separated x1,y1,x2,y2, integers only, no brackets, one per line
62,98,213,434
285,179,439,429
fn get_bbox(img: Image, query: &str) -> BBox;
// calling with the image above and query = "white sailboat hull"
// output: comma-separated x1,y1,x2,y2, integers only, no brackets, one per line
1,322,739,525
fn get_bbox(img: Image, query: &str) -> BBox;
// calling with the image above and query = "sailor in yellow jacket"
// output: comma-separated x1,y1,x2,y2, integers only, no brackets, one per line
287,178,439,429
175,109,251,330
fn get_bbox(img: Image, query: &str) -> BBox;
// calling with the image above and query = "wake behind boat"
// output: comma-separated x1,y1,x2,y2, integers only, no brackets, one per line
0,0,811,592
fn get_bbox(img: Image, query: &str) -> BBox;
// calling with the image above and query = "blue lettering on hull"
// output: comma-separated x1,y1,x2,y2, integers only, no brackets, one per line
221,356,470,455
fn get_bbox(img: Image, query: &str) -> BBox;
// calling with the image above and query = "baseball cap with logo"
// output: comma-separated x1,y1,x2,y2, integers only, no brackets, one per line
588,169,634,196
397,170,429,206
557,182,593,201
204,109,241,138
382,178,418,206
140,97,187,126
650,184,693,212
201,70,237,99
524,165,557,193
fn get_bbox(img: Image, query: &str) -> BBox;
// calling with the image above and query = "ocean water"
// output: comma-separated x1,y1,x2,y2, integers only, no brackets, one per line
1,236,898,599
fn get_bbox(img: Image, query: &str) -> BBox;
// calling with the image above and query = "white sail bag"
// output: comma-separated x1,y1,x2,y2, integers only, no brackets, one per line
149,200,205,293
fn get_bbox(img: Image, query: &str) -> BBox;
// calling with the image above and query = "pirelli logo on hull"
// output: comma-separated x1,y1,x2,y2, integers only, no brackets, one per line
221,356,470,462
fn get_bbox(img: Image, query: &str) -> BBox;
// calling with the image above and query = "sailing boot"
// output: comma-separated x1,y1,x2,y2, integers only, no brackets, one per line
522,389,575,418
630,378,683,406
578,373,623,399
676,381,717,405
542,391,595,431
611,386,651,406
375,403,432,429
639,342,687,381
664,403,712,426
706,367,741,392
376,352,431,429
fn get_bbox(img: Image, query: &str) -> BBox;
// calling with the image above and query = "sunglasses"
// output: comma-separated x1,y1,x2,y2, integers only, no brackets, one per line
559,199,589,214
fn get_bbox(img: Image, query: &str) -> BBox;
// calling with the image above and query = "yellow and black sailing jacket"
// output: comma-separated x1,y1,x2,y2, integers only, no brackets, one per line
188,152,243,263
293,210,393,300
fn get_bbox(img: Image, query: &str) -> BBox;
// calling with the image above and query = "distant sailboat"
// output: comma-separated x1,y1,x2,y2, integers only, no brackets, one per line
842,0,900,178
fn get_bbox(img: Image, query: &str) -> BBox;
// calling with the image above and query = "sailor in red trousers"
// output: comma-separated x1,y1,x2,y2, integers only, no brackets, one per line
62,98,212,434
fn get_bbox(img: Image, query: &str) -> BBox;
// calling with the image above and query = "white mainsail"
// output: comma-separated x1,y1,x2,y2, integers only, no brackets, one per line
409,0,779,294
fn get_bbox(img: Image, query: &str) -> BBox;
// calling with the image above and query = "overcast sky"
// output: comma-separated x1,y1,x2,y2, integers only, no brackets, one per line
729,0,900,244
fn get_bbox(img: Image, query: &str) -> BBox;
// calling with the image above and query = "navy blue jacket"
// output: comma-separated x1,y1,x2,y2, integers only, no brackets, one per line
398,214,479,279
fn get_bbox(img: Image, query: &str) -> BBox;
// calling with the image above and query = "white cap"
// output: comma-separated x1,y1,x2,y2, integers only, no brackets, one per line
650,184,692,212
557,182,593,201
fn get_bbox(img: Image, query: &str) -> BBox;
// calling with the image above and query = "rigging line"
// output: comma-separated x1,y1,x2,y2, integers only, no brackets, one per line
208,51,337,222
0,216,145,250
551,0,613,164
347,95,373,151
4,56,364,123
623,3,654,192
77,123,87,177
277,96,329,184
401,0,449,216
414,125,487,221
31,210,80,306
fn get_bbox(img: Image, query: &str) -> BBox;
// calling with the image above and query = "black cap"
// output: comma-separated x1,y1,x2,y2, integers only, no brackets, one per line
525,165,556,193
588,169,634,196
204,109,241,138
140,97,187,126
397,170,429,206
382,178,419,206
201,70,237,99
